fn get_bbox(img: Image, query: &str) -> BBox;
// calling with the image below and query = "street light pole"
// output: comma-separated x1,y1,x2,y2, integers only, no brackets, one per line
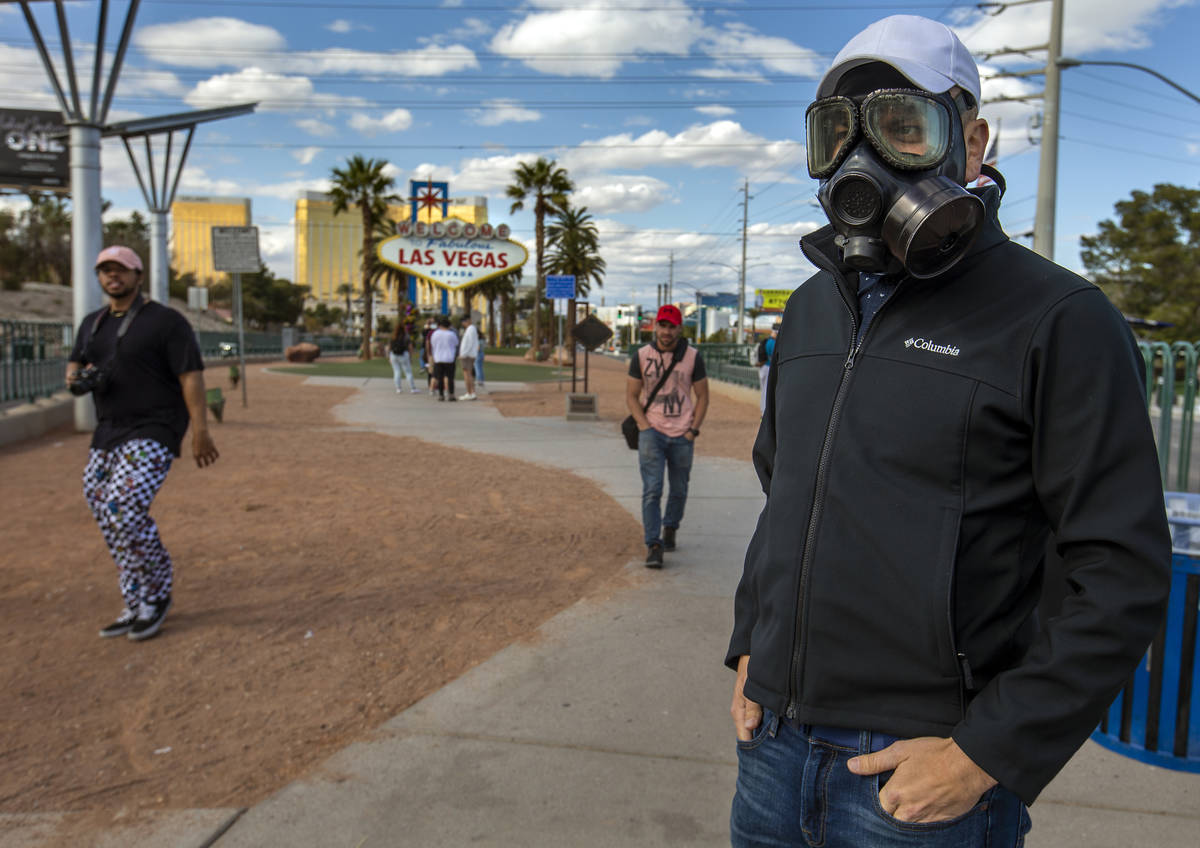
1032,0,1064,259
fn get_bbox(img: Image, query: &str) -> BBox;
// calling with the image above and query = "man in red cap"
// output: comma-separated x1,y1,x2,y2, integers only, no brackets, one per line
625,303,709,568
66,245,220,642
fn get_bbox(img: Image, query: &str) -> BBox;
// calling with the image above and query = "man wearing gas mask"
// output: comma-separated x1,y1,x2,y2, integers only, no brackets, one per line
726,15,1169,846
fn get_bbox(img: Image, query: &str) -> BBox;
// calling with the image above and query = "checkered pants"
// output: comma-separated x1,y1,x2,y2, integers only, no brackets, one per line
82,439,174,612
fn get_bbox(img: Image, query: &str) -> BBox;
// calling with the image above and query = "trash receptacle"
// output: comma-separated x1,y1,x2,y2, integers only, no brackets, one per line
1090,491,1200,772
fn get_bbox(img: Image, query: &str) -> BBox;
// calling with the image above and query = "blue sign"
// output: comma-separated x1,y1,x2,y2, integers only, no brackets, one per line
545,274,576,299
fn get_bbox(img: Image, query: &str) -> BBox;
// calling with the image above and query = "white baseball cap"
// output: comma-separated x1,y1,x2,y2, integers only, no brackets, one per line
817,15,980,106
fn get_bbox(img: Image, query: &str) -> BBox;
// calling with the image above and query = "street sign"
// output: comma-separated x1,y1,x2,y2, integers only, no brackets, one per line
211,226,262,273
545,274,576,299
571,313,614,351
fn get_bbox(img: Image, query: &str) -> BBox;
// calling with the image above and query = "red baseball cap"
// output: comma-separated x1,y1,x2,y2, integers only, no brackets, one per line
655,304,682,326
94,245,143,272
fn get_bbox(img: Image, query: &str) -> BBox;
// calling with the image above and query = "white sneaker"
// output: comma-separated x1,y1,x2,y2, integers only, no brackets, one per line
463,393,477,401
410,388,421,394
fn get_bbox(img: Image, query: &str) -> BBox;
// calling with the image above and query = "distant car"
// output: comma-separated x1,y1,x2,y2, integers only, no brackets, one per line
219,341,239,358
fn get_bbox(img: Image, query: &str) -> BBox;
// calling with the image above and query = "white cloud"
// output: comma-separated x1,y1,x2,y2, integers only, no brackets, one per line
955,0,1191,59
348,109,415,136
135,17,478,77
423,17,493,46
470,99,542,126
573,175,672,213
294,146,322,165
1188,142,1200,156
258,223,296,278
291,45,479,76
562,120,804,177
491,0,705,78
135,18,286,68
184,68,368,111
624,115,655,127
698,23,823,77
695,105,735,117
295,118,337,138
325,20,372,34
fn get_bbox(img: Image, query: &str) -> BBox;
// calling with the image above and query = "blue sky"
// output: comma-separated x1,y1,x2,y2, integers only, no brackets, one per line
3,0,1198,309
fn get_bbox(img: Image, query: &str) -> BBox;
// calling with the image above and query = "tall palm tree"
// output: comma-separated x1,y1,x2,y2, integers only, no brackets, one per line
366,217,412,323
471,267,521,347
547,203,605,358
329,155,397,359
506,157,573,357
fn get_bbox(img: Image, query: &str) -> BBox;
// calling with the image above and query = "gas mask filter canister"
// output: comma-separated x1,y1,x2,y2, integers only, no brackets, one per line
808,88,984,278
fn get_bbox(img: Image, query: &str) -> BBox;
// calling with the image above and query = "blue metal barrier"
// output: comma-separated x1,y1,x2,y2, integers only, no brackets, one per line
1091,491,1200,773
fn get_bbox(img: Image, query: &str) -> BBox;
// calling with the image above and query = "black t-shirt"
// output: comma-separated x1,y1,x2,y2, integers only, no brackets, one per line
70,299,205,456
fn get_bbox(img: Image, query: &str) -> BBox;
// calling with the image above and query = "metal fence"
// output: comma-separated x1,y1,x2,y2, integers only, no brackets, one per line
1141,341,1200,492
1,317,360,405
1,318,75,405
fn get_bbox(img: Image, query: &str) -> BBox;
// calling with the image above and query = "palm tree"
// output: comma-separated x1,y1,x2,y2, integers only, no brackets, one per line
471,267,522,347
506,157,573,357
547,203,605,360
329,155,398,359
366,217,412,323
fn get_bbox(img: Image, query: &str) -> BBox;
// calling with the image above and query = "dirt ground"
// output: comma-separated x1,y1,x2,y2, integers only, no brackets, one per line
0,352,762,844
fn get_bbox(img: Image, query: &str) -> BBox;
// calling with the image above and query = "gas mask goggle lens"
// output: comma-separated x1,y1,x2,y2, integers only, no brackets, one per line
807,90,952,179
806,88,984,279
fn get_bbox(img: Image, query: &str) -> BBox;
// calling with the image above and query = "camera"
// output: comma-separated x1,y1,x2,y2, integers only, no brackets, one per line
69,366,109,396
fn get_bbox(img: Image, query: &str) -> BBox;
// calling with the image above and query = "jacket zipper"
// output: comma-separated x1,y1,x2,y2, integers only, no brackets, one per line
783,264,905,720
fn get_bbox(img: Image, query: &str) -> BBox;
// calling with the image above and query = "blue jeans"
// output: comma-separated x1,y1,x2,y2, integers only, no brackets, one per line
731,712,1031,848
637,428,694,547
474,346,485,383
389,351,415,391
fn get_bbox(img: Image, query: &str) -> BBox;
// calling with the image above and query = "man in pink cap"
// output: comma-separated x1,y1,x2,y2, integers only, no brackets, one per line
726,15,1169,846
625,303,709,568
67,245,219,642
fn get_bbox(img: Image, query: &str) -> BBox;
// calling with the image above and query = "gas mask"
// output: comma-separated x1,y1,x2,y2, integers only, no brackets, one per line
807,88,984,278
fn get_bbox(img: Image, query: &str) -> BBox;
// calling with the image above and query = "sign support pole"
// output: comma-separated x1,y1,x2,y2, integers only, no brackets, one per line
234,271,247,407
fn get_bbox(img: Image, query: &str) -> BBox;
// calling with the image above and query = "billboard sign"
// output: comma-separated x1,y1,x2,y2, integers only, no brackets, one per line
377,217,528,291
755,288,794,313
1,109,69,192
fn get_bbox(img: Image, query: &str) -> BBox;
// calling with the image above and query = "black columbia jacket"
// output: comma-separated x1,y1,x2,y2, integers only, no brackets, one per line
725,185,1171,804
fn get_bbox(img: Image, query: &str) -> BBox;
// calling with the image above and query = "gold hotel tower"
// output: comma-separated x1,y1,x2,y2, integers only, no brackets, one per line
294,192,491,318
170,196,252,286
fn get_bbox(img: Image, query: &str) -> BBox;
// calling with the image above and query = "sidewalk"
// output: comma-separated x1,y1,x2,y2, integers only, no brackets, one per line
9,374,1195,846
216,375,1200,847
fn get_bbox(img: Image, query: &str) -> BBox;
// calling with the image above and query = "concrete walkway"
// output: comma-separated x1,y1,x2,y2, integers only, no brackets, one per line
9,375,1197,846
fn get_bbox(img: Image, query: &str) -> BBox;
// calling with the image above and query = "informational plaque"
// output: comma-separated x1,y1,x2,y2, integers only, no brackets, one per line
211,226,261,273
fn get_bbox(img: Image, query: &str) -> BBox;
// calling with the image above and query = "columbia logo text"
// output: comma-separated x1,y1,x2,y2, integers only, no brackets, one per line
904,337,960,357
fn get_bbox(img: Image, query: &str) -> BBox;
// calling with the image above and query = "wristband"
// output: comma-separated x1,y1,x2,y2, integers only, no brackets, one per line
688,428,700,437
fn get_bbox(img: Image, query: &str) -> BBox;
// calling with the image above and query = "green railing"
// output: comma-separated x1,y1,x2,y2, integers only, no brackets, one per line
1141,341,1200,492
1,319,74,405
2,319,360,405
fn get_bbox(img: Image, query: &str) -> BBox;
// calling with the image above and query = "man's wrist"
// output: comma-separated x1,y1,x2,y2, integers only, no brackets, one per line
688,427,700,437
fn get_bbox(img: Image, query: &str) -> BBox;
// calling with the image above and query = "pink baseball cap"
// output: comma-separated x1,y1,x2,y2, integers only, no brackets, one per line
94,245,143,272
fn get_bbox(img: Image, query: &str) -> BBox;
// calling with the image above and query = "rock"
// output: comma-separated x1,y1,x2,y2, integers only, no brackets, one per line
286,342,321,362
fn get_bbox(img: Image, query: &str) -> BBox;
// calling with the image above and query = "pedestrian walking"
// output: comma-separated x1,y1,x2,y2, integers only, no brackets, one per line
67,246,220,642
387,321,418,393
726,16,1170,847
429,315,459,401
421,317,437,394
755,323,778,415
624,304,709,569
474,330,486,389
458,313,480,400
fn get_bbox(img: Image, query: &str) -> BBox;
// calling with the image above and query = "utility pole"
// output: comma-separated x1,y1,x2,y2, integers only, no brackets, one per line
1033,0,1065,259
739,179,751,344
668,251,674,304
